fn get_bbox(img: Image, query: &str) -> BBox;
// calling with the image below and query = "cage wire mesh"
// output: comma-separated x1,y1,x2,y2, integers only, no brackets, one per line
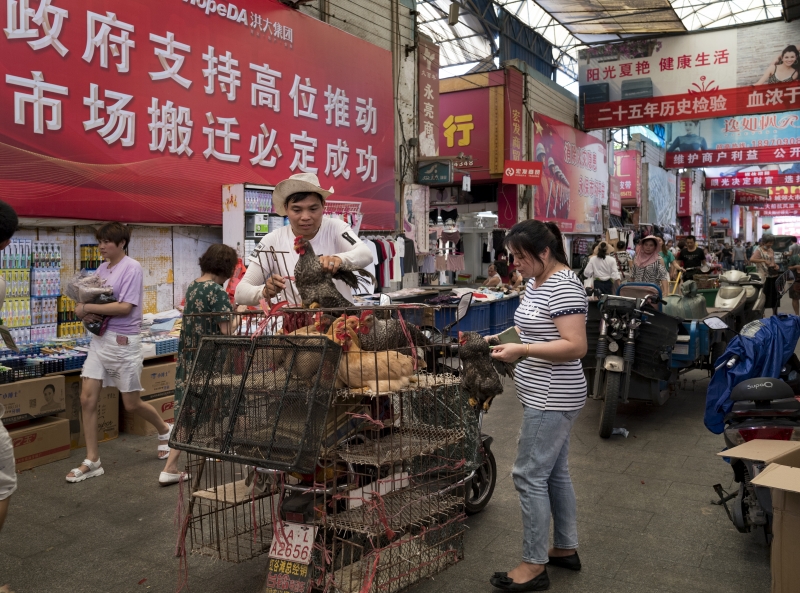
172,301,481,592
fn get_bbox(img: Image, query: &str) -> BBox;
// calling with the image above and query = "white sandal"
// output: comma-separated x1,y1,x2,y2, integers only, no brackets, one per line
66,459,104,483
157,424,173,459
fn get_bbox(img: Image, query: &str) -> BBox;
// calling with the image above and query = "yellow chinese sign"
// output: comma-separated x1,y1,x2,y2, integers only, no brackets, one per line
443,114,474,147
265,559,311,593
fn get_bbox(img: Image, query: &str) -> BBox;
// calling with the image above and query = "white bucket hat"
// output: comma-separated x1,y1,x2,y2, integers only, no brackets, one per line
272,173,334,216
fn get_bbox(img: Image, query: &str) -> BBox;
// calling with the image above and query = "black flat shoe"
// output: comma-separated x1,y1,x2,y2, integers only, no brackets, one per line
547,552,581,571
490,569,549,591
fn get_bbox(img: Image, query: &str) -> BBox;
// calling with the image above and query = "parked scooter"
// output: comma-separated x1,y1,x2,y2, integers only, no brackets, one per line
712,370,800,541
715,270,765,330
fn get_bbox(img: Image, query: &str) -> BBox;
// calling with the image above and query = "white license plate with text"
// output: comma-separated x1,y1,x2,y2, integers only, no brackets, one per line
268,522,317,565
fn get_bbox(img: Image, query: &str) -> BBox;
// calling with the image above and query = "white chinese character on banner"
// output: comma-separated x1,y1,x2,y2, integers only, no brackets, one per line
325,139,350,179
149,32,192,89
272,20,282,39
766,89,784,106
289,75,318,119
289,131,318,173
5,70,67,134
323,86,349,127
355,145,377,182
147,97,193,156
709,95,727,111
747,90,765,108
82,11,135,73
249,124,280,167
423,120,434,137
775,148,786,159
249,63,281,112
282,25,292,43
702,153,713,163
203,114,240,162
423,102,434,119
423,83,434,101
82,83,135,146
202,47,240,100
4,0,70,56
355,97,377,134
747,150,758,160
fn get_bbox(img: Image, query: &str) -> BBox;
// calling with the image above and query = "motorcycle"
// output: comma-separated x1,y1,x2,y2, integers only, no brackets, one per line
587,290,680,438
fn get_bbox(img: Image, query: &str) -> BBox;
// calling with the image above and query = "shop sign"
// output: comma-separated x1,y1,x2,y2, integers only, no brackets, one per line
579,20,800,129
734,191,796,205
440,87,491,179
265,558,311,593
706,173,800,189
502,160,542,185
608,177,621,216
533,114,607,234
505,68,524,163
417,36,439,158
612,149,640,207
0,0,395,227
678,176,692,216
417,160,451,185
751,203,800,215
666,145,800,168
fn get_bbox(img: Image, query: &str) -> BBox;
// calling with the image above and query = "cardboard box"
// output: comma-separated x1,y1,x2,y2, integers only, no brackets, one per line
121,393,174,436
1,375,65,425
9,416,70,471
724,440,800,593
140,361,176,402
57,375,119,449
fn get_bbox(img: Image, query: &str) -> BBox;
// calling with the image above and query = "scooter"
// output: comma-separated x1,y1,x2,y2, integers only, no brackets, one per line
715,270,765,329
712,365,800,541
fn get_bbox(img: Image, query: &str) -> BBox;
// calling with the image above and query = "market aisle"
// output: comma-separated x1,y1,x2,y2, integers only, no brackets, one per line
0,368,772,593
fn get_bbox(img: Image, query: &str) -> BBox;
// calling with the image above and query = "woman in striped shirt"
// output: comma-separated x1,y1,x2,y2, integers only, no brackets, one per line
488,220,588,592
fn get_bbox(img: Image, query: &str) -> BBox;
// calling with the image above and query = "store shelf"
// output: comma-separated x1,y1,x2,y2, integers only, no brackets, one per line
324,488,463,537
46,351,176,376
337,426,465,466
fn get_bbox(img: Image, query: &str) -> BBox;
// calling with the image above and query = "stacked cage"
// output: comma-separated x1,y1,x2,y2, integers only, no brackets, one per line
170,301,480,593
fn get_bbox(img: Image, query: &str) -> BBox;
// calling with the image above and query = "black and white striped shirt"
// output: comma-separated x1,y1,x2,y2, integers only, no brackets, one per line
514,269,588,411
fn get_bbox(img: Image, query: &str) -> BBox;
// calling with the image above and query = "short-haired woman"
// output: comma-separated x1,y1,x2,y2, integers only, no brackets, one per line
487,220,588,591
160,243,238,485
67,223,172,483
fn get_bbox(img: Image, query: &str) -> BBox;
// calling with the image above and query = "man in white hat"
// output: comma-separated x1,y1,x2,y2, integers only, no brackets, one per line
235,173,373,305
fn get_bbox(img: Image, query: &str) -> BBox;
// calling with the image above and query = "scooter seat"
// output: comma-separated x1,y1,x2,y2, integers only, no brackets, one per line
731,398,800,412
730,377,796,402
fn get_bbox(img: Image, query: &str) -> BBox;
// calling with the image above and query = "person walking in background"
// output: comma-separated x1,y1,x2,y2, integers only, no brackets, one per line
488,220,587,592
612,240,631,280
582,241,620,295
631,236,670,296
0,201,19,536
751,236,782,317
67,223,173,483
732,240,747,272
161,244,238,486
676,235,706,281
746,241,755,261
659,240,676,279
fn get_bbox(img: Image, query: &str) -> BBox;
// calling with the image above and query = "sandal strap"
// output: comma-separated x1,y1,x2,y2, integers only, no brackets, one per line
157,425,173,441
157,444,170,451
82,458,100,471
69,467,84,478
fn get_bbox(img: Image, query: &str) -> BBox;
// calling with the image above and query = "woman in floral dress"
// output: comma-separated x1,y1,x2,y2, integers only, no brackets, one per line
160,243,238,485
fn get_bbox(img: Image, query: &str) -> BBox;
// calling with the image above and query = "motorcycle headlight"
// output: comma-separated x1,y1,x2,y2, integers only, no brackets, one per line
608,341,619,353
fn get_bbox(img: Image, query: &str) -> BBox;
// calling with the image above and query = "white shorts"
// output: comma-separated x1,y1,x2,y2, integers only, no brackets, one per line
81,331,144,394
0,422,17,501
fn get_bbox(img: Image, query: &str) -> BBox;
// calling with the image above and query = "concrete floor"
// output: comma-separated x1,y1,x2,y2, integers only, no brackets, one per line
1,317,782,592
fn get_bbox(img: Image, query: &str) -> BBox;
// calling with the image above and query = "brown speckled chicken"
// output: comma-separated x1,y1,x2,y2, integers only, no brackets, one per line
459,331,504,411
293,237,374,309
359,312,431,365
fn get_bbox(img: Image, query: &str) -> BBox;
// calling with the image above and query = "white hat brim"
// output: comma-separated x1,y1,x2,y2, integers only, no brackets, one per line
272,179,334,216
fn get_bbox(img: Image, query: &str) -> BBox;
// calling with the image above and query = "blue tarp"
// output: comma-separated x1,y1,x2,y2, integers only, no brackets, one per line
704,315,800,434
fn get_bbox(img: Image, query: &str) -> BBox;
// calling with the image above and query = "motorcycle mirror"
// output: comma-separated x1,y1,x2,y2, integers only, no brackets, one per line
703,316,729,331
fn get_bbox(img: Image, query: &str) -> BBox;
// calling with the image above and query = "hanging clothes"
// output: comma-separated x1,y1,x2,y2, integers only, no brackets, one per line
492,230,506,254
404,238,417,273
441,230,461,244
435,255,447,272
447,254,465,272
421,255,436,274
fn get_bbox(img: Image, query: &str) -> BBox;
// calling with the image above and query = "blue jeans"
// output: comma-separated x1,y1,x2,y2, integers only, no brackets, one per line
734,260,745,271
512,406,581,564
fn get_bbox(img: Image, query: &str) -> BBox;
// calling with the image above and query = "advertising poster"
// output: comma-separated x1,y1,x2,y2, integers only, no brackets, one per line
0,0,395,227
579,20,800,129
612,149,640,206
532,114,607,234
646,165,677,227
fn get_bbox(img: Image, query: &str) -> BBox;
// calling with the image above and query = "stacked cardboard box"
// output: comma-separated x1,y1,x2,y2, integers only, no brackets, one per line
57,375,119,449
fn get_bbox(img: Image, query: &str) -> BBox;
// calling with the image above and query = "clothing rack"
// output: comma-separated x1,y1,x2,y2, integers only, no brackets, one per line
324,200,362,233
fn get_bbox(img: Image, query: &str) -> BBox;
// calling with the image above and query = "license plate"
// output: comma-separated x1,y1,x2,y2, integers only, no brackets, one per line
269,522,317,565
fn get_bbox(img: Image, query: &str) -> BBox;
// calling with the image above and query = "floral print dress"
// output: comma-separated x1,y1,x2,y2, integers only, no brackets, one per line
175,280,233,406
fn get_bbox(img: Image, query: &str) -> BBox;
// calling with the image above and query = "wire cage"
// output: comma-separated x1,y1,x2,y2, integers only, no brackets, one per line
181,455,277,563
172,334,343,474
172,301,483,592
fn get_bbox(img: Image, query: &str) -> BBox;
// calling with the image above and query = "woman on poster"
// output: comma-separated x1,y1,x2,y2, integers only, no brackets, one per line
755,45,800,85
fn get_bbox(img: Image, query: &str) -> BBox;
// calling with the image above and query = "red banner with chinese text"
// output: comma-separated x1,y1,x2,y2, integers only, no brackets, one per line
750,204,800,216
678,176,692,216
0,0,395,226
417,36,439,158
608,177,621,217
734,192,798,205
502,160,542,185
705,174,800,189
585,83,800,131
666,144,800,168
